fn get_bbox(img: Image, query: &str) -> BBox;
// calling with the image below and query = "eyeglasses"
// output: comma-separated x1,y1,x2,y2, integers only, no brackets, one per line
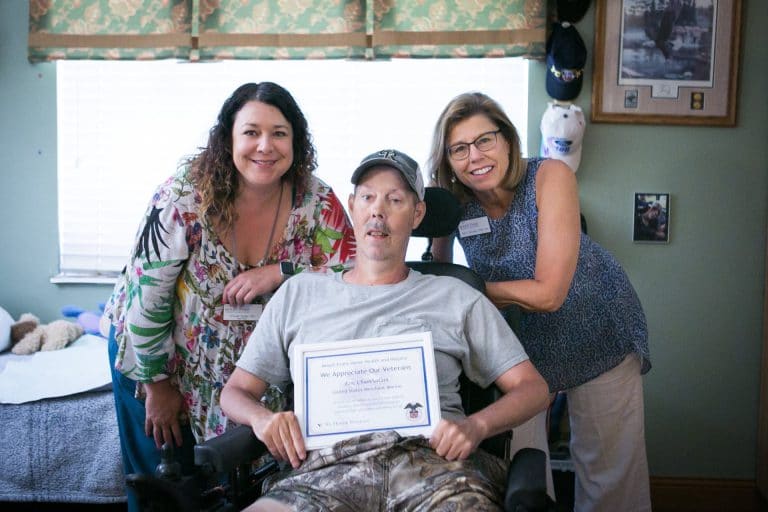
446,130,501,160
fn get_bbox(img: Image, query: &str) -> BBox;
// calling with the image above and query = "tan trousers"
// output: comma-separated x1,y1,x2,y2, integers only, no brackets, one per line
510,354,651,512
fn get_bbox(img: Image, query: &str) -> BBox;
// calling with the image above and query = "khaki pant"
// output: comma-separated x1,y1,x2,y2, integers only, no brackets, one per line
508,354,651,512
569,354,651,512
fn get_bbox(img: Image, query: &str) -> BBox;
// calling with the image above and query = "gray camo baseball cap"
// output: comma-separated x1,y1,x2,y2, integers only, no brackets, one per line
350,149,425,201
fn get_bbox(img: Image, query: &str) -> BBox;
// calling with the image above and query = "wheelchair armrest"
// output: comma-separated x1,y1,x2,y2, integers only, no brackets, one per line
194,424,269,474
504,447,551,512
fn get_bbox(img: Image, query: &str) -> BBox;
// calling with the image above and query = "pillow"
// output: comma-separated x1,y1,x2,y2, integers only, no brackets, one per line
0,307,13,353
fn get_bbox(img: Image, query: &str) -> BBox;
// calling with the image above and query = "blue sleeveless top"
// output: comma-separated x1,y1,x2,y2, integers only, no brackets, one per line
457,158,650,391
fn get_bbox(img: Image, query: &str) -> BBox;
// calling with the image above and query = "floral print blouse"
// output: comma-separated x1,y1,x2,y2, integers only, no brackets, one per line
105,168,355,441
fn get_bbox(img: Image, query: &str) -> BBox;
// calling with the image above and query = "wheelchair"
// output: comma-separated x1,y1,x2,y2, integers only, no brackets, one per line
127,187,552,512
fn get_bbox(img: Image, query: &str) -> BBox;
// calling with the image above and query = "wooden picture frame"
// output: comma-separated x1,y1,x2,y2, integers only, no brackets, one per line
591,0,742,126
633,192,670,243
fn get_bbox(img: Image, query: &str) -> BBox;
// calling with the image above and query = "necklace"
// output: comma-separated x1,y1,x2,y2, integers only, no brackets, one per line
232,181,285,270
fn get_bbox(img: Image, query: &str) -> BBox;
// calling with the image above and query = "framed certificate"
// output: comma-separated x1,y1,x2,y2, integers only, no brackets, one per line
292,332,441,450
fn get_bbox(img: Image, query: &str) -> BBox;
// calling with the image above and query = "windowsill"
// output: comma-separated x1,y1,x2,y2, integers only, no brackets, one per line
50,274,118,285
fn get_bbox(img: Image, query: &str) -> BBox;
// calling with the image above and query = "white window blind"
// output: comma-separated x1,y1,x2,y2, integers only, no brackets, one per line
56,58,528,280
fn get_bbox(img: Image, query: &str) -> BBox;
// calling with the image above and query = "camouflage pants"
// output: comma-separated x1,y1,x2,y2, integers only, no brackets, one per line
261,431,507,511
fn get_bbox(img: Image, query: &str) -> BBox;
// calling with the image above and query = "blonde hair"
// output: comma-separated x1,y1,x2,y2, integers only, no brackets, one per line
428,92,525,204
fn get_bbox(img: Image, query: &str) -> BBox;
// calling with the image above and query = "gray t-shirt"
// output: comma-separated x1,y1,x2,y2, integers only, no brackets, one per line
237,269,529,420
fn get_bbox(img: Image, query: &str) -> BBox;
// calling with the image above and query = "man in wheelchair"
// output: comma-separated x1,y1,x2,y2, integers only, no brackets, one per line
220,149,550,511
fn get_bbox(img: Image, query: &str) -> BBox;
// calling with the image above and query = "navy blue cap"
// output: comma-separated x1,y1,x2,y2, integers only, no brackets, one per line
557,0,591,23
546,22,587,101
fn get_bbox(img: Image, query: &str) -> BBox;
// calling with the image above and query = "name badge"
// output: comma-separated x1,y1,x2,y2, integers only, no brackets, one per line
223,304,263,321
458,216,491,238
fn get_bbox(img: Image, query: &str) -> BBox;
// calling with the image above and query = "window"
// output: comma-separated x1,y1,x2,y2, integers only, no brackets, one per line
55,58,528,281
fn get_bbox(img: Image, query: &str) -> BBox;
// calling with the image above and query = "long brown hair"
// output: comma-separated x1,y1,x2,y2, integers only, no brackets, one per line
186,82,316,233
428,92,525,204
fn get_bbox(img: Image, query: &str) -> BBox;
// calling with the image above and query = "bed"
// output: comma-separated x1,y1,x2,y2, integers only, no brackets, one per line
0,334,126,505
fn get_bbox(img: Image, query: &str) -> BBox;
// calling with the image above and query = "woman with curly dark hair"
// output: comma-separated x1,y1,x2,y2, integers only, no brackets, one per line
104,82,355,510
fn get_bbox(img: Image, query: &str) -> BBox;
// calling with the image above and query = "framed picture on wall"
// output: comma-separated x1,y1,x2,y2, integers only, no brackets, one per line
633,193,670,243
592,0,742,126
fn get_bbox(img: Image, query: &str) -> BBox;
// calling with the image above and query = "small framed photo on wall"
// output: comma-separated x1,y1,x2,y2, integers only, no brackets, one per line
633,193,670,243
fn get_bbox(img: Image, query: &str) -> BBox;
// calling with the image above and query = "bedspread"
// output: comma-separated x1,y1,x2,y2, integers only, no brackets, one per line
0,390,126,503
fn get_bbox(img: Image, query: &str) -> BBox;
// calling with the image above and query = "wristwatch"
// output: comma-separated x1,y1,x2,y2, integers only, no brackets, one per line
279,261,295,281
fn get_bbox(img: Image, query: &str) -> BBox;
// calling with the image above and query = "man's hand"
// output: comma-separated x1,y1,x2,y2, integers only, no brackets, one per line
144,379,186,449
253,410,306,469
221,369,305,467
429,417,487,461
222,265,282,305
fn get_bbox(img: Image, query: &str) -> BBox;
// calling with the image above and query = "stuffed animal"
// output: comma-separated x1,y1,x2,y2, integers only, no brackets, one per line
11,313,39,343
11,314,84,355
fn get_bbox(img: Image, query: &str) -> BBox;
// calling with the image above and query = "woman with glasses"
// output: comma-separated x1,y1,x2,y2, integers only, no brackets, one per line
429,92,651,512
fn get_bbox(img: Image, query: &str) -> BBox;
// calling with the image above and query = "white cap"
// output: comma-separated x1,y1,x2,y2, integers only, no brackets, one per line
540,102,585,173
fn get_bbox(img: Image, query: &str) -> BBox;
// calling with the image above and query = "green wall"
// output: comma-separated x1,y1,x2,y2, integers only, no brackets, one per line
2,1,767,479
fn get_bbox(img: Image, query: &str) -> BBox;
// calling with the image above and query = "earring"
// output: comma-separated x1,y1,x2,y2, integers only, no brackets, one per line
450,175,457,184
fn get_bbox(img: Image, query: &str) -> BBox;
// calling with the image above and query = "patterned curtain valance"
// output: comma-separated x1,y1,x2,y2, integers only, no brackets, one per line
28,0,194,61
372,1,546,59
28,0,546,62
196,0,368,60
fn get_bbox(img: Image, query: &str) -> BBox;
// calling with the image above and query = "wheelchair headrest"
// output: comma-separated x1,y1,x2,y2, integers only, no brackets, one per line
412,187,462,238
